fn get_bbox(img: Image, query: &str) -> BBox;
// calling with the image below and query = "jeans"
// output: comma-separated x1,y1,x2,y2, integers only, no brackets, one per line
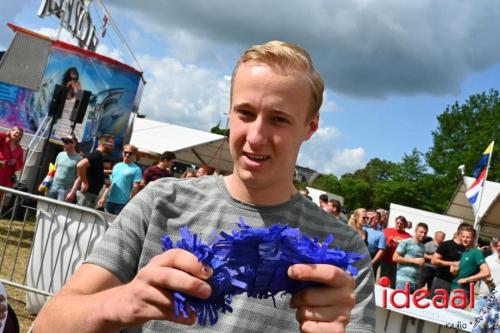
380,261,397,288
105,202,126,215
430,277,451,298
47,186,68,201
76,191,98,208
473,296,488,314
395,281,418,293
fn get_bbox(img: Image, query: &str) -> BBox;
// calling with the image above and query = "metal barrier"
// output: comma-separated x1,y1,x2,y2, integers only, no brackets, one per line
0,185,110,315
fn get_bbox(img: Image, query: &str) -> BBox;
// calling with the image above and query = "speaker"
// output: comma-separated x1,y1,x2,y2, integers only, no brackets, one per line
48,84,68,120
70,90,91,123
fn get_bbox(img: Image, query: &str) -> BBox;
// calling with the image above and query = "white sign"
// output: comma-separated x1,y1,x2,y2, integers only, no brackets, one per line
38,0,99,51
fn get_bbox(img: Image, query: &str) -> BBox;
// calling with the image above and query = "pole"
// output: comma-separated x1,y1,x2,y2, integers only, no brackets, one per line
31,117,58,194
472,141,495,242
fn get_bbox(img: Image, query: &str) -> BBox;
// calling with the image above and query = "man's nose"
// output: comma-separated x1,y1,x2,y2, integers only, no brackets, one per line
246,118,269,146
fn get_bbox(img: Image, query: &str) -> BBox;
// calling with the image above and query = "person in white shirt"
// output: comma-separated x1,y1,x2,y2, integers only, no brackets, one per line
474,238,500,313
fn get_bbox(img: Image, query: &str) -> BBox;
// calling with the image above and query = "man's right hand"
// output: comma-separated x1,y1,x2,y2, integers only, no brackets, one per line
65,191,76,202
81,182,89,192
109,249,213,327
413,258,425,266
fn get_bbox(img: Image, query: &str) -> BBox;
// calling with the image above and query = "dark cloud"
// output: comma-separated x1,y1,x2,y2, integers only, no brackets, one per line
105,0,500,98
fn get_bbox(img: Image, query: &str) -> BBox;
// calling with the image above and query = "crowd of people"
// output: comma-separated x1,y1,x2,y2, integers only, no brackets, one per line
309,194,498,313
0,124,217,218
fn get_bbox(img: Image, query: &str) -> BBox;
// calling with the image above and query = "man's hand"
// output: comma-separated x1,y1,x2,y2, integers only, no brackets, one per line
289,264,356,333
65,191,75,202
97,198,106,209
450,262,459,275
413,258,425,266
457,278,467,285
110,249,213,327
81,181,89,193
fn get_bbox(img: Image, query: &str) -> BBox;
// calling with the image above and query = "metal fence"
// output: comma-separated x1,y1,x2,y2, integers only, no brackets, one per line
0,185,110,316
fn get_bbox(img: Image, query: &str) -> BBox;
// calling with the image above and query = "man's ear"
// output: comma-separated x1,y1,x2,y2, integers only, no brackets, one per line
304,112,319,141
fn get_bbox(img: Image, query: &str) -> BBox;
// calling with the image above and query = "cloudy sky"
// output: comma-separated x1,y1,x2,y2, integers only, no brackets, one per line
2,0,500,175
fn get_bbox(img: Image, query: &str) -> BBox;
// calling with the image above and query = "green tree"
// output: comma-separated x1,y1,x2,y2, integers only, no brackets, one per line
311,174,340,194
338,175,373,213
426,89,500,207
210,122,230,137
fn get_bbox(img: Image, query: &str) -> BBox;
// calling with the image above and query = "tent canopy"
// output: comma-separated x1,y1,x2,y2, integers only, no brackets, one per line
130,118,233,174
446,177,500,239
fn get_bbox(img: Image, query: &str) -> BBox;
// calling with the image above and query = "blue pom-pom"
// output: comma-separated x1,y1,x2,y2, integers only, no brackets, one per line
160,218,366,326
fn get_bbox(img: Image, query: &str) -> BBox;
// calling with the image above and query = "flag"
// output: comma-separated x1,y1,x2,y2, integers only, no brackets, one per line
101,15,109,38
465,142,494,208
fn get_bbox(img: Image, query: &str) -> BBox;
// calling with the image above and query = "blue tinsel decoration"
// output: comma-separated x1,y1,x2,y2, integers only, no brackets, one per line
160,217,366,326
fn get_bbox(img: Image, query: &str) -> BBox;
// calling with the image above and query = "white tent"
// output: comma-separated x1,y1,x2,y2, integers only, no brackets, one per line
130,118,233,174
446,177,500,238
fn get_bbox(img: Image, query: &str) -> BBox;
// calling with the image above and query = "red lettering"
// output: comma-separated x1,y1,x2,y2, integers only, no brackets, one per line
469,283,475,308
382,286,387,308
432,289,449,308
450,289,467,309
412,288,430,308
391,282,410,308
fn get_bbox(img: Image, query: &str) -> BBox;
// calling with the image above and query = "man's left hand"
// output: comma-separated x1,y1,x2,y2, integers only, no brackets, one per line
289,264,356,333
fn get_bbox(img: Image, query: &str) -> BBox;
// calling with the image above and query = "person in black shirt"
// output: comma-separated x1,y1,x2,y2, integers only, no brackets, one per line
67,135,115,208
430,223,468,296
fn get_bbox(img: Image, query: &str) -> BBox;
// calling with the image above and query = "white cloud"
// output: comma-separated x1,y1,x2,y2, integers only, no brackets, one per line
330,148,367,175
95,43,124,62
298,126,366,175
35,27,79,45
321,99,338,112
138,54,230,130
105,0,500,98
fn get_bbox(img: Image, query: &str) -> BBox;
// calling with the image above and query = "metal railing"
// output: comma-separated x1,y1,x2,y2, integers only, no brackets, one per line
0,185,110,315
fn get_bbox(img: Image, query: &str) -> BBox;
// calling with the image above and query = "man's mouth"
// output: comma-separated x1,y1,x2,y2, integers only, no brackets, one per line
243,152,270,162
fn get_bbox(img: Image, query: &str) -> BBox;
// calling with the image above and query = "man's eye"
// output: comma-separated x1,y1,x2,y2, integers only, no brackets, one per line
236,110,254,118
272,116,289,124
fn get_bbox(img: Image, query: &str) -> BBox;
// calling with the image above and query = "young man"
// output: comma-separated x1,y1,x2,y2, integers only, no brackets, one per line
97,144,142,215
474,238,500,313
141,151,176,187
67,134,115,208
34,41,375,333
450,225,490,306
430,223,467,296
318,193,329,211
46,135,82,201
393,223,428,293
329,199,348,223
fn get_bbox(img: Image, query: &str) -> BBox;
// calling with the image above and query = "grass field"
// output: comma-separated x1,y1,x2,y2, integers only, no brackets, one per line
1,218,37,332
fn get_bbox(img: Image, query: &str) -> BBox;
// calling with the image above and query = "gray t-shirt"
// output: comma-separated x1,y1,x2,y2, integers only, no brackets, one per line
395,238,425,285
424,241,438,268
86,176,375,332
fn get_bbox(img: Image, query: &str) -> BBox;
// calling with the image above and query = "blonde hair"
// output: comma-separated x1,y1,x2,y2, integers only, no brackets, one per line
348,208,366,229
123,144,138,154
231,40,324,120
